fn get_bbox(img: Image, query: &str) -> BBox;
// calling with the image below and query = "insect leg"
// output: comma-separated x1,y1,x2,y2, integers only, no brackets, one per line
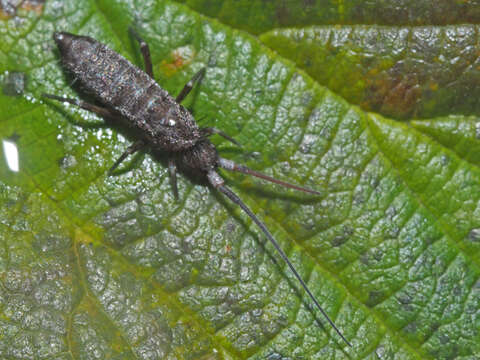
175,68,206,103
201,127,240,146
129,27,153,78
42,94,115,119
168,158,179,200
206,170,351,347
108,140,147,175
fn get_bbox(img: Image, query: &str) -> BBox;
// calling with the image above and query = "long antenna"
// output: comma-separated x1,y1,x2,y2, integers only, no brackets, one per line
207,170,352,347
218,158,321,195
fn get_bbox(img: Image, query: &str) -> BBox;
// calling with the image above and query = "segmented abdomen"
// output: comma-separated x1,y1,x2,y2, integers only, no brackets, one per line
59,34,200,150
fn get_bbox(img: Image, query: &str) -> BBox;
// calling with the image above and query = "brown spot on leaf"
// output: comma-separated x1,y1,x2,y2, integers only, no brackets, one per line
365,65,422,119
21,0,43,14
159,46,195,77
0,0,44,19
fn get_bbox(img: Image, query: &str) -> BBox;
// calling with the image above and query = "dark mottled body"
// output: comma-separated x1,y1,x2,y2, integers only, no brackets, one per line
56,33,203,153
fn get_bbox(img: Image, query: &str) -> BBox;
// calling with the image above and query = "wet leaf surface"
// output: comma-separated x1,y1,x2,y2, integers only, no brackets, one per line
0,0,479,359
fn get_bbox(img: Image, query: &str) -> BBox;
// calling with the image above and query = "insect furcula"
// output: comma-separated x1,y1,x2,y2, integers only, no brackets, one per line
42,30,351,347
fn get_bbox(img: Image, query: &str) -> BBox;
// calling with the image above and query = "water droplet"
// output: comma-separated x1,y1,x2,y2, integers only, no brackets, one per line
468,228,480,242
2,71,26,96
375,345,386,359
58,154,77,169
2,139,19,172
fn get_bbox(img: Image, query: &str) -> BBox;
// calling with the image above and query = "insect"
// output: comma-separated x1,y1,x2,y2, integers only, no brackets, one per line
43,30,351,347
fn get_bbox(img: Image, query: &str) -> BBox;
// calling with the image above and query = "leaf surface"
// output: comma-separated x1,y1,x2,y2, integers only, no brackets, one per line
174,0,480,34
260,25,480,119
0,1,479,359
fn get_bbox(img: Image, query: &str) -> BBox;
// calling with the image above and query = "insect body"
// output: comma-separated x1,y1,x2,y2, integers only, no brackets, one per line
53,32,201,151
43,31,351,347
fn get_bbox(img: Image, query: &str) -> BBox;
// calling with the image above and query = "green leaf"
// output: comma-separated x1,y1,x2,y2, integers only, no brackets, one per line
260,25,480,119
0,1,479,359
410,116,480,167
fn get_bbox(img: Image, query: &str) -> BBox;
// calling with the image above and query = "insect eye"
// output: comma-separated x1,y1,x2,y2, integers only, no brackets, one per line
167,119,176,127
